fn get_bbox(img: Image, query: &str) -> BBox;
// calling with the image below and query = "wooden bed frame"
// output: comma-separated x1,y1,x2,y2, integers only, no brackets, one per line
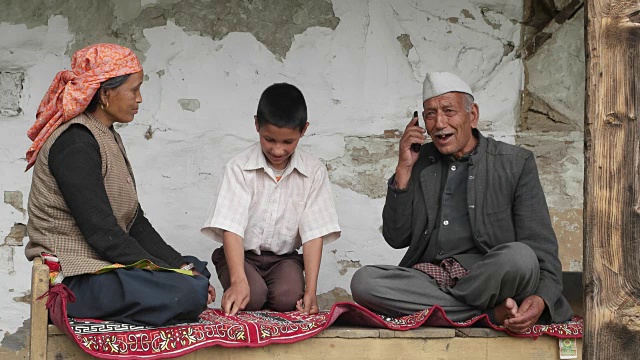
27,257,583,360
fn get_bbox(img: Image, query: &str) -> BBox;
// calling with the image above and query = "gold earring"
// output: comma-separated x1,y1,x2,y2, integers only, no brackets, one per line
100,102,109,110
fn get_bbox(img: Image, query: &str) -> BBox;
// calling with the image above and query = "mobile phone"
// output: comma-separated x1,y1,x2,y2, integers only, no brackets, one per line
410,111,421,153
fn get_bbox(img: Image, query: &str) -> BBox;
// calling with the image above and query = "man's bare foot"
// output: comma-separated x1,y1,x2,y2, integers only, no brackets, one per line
494,298,518,325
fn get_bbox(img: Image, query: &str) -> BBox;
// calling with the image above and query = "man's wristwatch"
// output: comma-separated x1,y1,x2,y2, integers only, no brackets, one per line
180,263,195,271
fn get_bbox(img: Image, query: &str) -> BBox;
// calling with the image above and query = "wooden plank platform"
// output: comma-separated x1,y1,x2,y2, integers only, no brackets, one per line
44,324,582,359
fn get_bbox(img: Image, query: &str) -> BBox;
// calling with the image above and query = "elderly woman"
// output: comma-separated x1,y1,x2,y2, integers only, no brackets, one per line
24,43,215,326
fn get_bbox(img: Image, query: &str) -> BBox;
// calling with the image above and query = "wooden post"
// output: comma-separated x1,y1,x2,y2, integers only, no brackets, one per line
29,257,49,360
584,1,640,358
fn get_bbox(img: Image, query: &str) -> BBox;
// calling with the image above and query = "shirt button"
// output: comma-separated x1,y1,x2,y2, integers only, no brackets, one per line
423,230,428,235
469,175,474,179
469,205,475,209
127,178,132,183
451,165,457,171
443,220,449,226
438,251,444,255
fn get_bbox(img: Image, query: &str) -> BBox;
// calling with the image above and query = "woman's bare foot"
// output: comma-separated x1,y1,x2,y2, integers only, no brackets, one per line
494,298,518,325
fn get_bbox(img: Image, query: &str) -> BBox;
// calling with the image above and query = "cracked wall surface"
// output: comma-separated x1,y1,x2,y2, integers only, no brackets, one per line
521,0,584,272
0,0,583,351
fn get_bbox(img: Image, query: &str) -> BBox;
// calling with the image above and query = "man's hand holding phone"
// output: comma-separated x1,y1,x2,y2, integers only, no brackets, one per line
395,111,425,190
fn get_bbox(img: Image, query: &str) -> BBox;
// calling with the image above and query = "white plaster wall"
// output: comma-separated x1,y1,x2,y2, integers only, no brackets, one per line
0,15,74,342
0,0,523,340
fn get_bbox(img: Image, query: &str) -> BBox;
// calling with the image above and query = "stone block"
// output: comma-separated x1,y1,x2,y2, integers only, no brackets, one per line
0,72,24,117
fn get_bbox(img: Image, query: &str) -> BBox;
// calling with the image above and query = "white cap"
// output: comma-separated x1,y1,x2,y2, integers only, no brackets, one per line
422,72,473,102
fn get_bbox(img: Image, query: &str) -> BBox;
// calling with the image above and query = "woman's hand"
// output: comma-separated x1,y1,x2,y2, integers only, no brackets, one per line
207,285,216,305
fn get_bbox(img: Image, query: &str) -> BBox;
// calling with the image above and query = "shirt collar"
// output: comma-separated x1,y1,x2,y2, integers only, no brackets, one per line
243,142,309,177
447,131,480,163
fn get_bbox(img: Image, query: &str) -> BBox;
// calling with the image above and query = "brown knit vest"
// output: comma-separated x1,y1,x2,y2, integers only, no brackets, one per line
25,113,139,277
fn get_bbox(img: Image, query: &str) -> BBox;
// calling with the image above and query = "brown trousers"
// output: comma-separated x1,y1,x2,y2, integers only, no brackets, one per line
211,247,304,312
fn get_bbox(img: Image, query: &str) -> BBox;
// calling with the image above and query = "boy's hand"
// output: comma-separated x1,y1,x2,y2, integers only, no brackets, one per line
222,280,250,316
296,291,319,315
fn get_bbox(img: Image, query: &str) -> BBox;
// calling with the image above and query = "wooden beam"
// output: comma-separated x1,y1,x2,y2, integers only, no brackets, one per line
43,332,582,360
29,257,49,360
584,1,640,359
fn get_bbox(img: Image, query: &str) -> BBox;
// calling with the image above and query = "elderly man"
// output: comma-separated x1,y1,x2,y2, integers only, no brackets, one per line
350,72,572,333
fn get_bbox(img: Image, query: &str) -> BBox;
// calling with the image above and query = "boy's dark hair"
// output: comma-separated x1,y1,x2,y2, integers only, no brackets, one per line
256,83,307,132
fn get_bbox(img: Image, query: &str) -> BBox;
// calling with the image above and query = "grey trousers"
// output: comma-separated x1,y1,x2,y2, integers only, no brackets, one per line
350,243,539,321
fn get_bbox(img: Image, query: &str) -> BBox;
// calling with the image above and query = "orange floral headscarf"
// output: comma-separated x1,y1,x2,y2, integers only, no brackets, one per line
25,43,142,170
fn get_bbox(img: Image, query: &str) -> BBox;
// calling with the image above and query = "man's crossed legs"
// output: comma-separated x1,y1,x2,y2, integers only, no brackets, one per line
350,242,540,326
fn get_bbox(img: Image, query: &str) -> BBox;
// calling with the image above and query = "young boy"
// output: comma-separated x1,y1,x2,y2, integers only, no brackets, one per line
202,83,341,316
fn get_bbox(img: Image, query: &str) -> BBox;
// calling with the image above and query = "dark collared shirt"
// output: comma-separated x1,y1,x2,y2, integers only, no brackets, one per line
420,149,482,269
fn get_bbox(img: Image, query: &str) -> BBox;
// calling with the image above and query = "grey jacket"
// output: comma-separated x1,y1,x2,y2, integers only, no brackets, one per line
382,131,573,323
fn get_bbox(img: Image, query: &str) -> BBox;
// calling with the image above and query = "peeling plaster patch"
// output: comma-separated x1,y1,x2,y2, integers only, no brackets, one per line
516,133,583,210
472,0,524,21
4,224,27,246
139,0,339,60
461,9,476,20
502,41,515,57
0,0,339,61
0,1,119,57
480,8,503,30
12,291,30,304
549,208,583,271
0,319,29,351
178,98,200,112
317,287,353,310
336,260,362,276
569,259,581,272
396,34,413,57
3,191,25,214
521,93,579,132
156,69,165,78
448,17,459,24
165,0,339,59
0,72,24,117
327,134,400,199
144,126,154,140
0,246,16,275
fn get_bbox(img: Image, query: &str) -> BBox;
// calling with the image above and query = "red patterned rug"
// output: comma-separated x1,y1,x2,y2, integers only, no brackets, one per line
44,284,582,359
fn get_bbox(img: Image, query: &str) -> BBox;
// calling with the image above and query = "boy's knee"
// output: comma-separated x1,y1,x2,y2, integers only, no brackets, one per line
243,282,268,311
270,294,299,312
269,280,304,312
